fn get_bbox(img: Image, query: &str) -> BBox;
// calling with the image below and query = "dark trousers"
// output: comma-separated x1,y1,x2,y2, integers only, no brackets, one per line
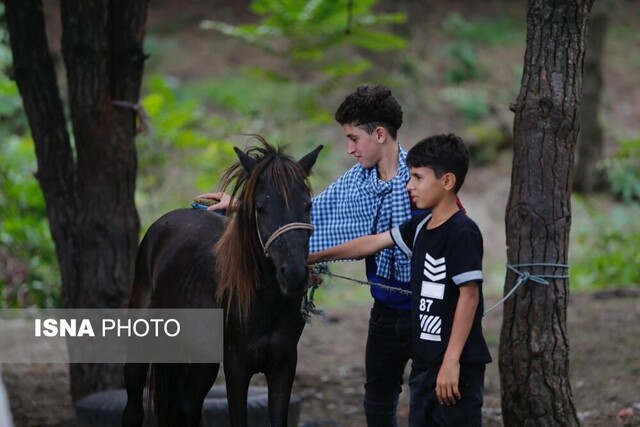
363,302,412,427
408,363,485,427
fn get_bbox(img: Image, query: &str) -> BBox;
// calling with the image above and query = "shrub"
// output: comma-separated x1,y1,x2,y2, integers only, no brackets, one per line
0,136,61,308
599,137,640,202
571,198,640,290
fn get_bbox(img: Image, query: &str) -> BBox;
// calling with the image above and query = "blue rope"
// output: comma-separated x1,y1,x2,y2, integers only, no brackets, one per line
483,263,569,315
312,263,569,317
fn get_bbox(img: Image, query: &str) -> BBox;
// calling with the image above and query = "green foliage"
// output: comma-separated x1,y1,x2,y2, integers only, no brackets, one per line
0,136,61,308
137,75,238,191
443,13,524,46
441,14,482,84
440,42,480,85
184,69,331,124
571,199,640,290
135,75,240,224
182,71,338,187
0,12,27,135
441,87,489,122
199,0,406,84
599,137,640,202
440,13,523,85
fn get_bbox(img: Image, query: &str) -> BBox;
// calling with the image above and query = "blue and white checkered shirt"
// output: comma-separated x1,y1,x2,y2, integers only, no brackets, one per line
310,146,412,282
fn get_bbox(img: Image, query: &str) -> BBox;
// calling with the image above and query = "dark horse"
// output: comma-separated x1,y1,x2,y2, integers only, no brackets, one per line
122,138,323,427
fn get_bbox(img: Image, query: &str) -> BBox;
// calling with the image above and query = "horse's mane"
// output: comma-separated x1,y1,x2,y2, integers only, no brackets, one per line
214,136,312,322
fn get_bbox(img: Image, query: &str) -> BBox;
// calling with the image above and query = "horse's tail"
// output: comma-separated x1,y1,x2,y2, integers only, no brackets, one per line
144,364,156,427
128,231,154,309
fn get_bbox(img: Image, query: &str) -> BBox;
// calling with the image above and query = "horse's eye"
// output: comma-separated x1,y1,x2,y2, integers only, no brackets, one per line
255,196,269,213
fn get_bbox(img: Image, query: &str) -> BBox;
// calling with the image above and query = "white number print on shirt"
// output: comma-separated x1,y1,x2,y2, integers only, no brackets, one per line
419,252,446,342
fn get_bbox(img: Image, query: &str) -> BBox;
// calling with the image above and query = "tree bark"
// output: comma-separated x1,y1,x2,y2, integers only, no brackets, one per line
5,0,149,401
500,1,593,426
573,0,610,193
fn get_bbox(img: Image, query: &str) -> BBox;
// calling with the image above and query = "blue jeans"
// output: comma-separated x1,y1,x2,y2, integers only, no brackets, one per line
363,302,412,427
408,363,485,427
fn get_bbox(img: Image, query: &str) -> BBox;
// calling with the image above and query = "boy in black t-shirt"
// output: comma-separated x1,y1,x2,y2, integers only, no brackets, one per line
309,134,491,426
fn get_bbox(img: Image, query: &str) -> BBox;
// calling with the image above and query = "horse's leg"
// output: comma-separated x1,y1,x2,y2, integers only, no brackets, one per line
224,357,251,427
265,352,298,427
122,362,149,427
178,363,220,427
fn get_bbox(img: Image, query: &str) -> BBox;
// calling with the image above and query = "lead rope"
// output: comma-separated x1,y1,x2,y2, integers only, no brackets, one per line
309,263,569,317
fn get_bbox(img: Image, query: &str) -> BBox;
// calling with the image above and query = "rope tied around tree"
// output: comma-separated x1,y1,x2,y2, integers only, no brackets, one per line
482,263,569,315
112,100,151,134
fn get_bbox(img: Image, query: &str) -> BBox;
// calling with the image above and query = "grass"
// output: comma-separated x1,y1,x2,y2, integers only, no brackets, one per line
570,196,640,291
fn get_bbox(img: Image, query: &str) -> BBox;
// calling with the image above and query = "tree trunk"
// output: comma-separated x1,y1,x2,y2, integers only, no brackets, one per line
499,1,593,426
5,0,149,401
573,0,610,193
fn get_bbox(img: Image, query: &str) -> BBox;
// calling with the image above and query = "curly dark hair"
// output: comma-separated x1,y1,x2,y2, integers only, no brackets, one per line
334,85,403,140
406,134,470,193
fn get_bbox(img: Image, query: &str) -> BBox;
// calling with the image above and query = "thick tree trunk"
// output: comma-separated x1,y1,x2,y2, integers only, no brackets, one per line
573,0,610,193
500,1,593,426
4,0,79,304
5,0,149,401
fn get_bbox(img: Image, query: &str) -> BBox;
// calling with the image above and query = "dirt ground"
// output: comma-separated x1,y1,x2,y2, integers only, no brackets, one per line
2,289,640,427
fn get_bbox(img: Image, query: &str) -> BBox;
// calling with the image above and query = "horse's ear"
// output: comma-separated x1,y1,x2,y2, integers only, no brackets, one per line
234,146,257,173
297,145,324,176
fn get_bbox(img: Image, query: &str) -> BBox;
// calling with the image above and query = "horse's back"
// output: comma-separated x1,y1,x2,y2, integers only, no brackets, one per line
130,208,227,309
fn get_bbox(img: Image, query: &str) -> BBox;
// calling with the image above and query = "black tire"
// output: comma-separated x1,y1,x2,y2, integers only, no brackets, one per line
75,385,301,427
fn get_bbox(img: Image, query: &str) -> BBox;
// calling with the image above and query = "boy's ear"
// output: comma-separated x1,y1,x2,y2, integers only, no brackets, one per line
375,126,387,143
442,172,457,190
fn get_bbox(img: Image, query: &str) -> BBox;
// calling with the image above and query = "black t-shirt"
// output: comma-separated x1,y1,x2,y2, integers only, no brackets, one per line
391,210,492,369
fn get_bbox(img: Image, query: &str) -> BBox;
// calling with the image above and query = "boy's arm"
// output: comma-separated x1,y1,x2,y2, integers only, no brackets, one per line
308,232,394,265
436,282,479,406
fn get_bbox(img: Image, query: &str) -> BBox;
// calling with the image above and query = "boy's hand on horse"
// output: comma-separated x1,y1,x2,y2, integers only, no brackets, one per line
196,192,235,212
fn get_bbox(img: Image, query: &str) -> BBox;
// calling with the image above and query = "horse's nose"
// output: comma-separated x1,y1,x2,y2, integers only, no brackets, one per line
277,263,309,295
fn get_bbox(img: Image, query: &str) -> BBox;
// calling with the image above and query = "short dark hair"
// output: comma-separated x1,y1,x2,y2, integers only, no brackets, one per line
334,85,403,140
406,134,470,193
